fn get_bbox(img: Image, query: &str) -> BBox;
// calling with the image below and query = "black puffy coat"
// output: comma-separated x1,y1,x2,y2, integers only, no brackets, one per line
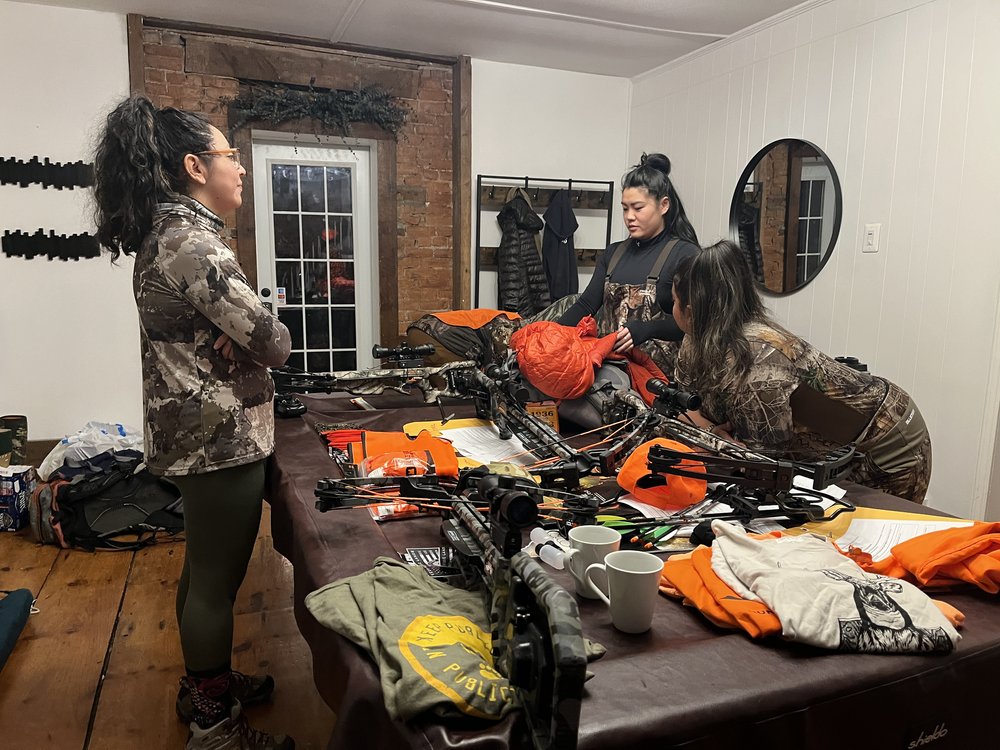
497,189,550,316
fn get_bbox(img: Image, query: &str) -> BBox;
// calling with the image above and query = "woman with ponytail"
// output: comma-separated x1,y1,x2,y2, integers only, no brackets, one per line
94,96,293,749
671,240,931,503
556,152,700,376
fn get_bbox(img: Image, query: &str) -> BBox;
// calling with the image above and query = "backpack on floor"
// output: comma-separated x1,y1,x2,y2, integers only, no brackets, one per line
29,450,183,551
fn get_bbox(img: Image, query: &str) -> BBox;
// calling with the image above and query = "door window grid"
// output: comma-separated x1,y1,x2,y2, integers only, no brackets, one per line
273,164,357,372
796,179,825,285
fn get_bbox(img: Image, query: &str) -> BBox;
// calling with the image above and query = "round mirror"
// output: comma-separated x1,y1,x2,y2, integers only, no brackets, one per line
729,139,842,295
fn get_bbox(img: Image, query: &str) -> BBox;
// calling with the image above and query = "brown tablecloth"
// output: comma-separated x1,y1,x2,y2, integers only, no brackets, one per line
268,393,1000,750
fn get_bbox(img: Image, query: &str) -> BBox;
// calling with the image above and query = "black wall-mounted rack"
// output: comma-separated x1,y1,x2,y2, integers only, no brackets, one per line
474,174,615,307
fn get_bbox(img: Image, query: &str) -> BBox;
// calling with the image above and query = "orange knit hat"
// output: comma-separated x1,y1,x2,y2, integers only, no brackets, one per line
617,438,707,510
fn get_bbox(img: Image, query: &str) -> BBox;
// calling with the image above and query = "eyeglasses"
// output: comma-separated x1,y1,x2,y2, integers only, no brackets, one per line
196,148,241,167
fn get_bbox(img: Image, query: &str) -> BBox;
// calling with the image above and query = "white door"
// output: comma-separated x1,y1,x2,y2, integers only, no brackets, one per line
252,136,377,372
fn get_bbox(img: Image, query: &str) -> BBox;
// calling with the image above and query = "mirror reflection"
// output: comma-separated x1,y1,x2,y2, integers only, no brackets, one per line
729,139,842,295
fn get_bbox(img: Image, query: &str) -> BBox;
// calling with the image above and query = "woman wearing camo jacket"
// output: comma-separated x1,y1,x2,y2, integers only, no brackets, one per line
671,240,931,503
93,95,293,749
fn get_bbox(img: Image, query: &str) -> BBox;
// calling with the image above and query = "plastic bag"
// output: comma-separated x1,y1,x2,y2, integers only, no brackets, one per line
360,451,432,479
38,421,143,481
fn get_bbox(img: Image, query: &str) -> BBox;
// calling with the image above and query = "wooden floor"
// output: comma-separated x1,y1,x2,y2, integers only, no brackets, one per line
0,505,336,749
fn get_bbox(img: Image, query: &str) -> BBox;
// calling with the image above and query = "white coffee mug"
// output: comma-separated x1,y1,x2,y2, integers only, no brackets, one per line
585,550,663,633
563,525,621,599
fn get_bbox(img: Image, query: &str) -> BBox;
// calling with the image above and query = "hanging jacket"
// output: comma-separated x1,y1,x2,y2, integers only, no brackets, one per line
496,188,550,316
541,189,579,300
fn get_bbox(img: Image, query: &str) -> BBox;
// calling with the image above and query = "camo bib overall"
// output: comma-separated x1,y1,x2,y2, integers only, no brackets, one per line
598,238,680,377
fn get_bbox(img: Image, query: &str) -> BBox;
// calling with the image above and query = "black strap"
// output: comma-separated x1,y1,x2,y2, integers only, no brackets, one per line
604,240,631,280
605,237,681,283
647,238,680,283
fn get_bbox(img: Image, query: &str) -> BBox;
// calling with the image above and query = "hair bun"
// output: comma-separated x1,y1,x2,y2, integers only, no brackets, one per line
644,152,671,176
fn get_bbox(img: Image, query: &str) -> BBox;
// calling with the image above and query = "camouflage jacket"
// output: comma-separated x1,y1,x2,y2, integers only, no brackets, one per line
676,321,901,462
133,195,291,476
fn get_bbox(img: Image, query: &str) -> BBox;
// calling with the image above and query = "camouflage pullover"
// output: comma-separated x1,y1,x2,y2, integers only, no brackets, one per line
675,321,906,462
133,195,291,476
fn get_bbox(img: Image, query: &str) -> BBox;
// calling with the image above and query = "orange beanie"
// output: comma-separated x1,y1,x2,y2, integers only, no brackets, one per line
617,438,708,510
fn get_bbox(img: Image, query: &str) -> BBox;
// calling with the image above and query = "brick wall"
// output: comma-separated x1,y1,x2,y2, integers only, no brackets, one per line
139,26,455,336
757,144,789,292
395,67,454,328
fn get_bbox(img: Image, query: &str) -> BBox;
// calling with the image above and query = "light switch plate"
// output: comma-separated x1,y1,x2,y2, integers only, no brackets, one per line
863,223,881,253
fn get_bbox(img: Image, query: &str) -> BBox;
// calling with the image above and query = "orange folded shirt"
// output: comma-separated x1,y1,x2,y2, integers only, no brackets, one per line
660,546,782,638
859,521,1000,593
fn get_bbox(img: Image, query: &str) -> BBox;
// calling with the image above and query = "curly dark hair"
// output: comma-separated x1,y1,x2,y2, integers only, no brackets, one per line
93,95,214,260
621,152,699,246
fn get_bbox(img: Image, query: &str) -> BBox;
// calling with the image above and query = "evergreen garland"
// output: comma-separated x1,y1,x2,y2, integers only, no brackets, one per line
228,83,408,138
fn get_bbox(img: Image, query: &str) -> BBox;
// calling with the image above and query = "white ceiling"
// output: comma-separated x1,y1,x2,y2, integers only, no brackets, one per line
16,0,808,77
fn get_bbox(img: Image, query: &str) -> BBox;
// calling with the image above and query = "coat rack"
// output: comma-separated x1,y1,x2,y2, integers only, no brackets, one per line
474,174,615,307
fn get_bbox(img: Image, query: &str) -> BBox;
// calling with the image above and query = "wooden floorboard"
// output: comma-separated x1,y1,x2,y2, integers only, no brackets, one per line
0,547,132,748
0,505,336,750
88,540,188,749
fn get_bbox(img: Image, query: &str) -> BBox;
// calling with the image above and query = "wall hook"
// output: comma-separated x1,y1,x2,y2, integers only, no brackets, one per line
488,185,495,199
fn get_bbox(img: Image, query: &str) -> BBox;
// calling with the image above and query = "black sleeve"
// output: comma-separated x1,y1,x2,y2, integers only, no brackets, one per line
556,245,612,327
626,240,699,345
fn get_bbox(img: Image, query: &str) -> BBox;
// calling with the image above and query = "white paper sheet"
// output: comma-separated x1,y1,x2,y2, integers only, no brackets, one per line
617,496,675,519
836,518,975,561
790,475,846,500
439,424,537,467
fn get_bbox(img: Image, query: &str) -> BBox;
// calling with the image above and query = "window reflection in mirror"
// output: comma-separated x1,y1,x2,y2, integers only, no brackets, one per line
729,139,842,295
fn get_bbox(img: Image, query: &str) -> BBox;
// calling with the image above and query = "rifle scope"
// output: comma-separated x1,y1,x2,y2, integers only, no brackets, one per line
646,378,702,411
478,475,539,528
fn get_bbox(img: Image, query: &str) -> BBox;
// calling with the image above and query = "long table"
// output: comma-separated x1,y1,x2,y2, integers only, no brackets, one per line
267,393,1000,750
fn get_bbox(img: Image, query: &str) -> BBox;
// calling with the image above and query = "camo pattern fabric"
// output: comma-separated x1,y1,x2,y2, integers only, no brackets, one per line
675,321,931,502
407,313,522,367
847,385,932,503
522,293,582,325
600,279,679,378
493,553,586,748
133,195,291,476
318,361,478,403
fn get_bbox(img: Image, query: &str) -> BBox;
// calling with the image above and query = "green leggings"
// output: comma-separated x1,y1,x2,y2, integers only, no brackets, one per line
171,460,266,672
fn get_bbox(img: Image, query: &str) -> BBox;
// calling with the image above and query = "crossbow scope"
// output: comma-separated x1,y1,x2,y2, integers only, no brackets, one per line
646,378,702,412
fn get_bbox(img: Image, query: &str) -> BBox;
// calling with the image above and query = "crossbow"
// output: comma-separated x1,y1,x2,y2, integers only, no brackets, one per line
272,348,479,406
605,381,858,527
276,343,858,525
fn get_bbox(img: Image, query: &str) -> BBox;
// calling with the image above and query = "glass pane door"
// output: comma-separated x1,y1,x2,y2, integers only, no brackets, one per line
253,140,376,372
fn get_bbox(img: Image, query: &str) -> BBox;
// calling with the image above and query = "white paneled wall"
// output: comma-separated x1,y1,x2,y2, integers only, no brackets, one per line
0,2,137,439
629,0,1000,519
471,60,631,308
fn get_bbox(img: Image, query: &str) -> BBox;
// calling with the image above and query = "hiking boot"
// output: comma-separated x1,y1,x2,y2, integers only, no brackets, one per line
177,672,275,724
186,702,294,750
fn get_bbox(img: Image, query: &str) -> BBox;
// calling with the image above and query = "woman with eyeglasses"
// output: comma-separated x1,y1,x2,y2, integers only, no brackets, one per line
671,240,931,504
93,95,293,749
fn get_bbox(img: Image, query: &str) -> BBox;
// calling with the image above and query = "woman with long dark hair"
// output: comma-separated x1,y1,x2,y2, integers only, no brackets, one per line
93,95,293,749
555,152,700,376
671,240,931,503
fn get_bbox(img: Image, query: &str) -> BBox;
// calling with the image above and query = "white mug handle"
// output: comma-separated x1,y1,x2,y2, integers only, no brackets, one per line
585,563,611,606
564,548,582,578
